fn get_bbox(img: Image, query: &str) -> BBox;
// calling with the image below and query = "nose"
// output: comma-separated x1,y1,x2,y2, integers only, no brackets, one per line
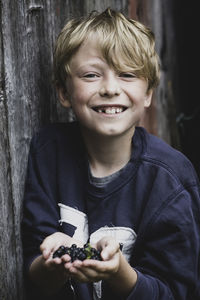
99,73,121,97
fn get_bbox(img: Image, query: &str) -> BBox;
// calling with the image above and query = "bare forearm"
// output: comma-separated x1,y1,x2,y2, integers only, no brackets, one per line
106,252,137,297
29,255,67,296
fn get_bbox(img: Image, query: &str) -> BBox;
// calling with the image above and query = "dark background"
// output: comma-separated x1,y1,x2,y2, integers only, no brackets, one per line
174,1,200,178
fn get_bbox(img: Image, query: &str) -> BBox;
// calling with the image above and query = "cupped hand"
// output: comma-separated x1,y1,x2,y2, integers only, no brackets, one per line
64,236,121,283
40,232,83,270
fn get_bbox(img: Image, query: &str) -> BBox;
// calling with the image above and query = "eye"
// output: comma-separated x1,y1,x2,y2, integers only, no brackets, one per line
119,72,136,78
83,73,100,78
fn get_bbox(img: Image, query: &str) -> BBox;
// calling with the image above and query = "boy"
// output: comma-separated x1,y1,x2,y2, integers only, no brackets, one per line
22,8,200,300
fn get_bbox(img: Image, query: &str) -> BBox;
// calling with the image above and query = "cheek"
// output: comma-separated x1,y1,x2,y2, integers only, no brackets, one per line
68,80,84,100
73,81,88,95
130,88,150,105
70,93,89,115
128,93,145,106
71,93,86,106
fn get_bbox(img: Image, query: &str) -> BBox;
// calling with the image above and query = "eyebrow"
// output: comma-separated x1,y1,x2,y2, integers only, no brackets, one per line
78,61,106,69
74,55,107,68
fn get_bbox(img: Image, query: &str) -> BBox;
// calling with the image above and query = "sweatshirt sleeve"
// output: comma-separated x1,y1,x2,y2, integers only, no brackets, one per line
21,134,60,274
127,184,200,300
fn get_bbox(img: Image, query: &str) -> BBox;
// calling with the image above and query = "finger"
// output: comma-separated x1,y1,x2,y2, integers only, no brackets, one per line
40,236,55,257
82,255,119,276
40,239,63,259
51,257,63,264
64,261,73,270
71,261,107,281
42,247,57,260
42,248,51,260
69,264,90,282
44,257,63,270
82,260,107,273
100,240,120,261
61,254,71,263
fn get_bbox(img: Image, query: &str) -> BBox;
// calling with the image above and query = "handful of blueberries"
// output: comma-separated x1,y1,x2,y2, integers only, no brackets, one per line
53,243,102,262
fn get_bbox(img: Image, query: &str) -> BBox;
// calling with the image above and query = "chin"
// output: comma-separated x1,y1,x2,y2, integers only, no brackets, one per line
81,122,134,138
96,127,127,137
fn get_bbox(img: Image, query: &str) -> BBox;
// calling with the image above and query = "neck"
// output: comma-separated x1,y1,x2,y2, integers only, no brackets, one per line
81,128,135,177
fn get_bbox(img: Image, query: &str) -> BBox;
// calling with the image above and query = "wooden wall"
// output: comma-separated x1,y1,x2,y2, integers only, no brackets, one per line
130,0,181,149
0,0,180,299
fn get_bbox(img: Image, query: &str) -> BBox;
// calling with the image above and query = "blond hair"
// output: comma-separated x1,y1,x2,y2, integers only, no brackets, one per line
53,8,160,92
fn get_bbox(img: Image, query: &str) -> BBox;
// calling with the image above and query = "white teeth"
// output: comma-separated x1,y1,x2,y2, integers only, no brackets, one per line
116,108,123,113
97,107,123,114
105,108,116,114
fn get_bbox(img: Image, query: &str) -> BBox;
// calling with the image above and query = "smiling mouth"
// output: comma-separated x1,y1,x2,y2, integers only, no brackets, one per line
92,105,127,114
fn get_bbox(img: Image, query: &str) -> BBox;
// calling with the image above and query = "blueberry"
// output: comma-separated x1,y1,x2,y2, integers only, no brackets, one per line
77,251,87,261
52,243,102,261
53,247,64,258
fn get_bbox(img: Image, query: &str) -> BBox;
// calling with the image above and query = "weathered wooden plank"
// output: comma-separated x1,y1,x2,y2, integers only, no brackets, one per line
0,3,21,299
0,0,29,298
145,0,181,148
0,50,19,300
129,0,181,149
82,0,128,14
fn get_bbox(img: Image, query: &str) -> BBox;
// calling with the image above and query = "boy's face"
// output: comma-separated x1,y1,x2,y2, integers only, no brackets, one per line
59,37,152,138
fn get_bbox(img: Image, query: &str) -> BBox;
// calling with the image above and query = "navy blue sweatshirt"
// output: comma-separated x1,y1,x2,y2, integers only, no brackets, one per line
22,122,200,300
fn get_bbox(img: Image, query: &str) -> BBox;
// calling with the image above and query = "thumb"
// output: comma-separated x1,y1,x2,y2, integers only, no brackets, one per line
99,237,120,261
40,236,54,259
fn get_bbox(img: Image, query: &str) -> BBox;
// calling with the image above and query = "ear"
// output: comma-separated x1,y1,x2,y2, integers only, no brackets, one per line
57,86,71,108
144,89,153,108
